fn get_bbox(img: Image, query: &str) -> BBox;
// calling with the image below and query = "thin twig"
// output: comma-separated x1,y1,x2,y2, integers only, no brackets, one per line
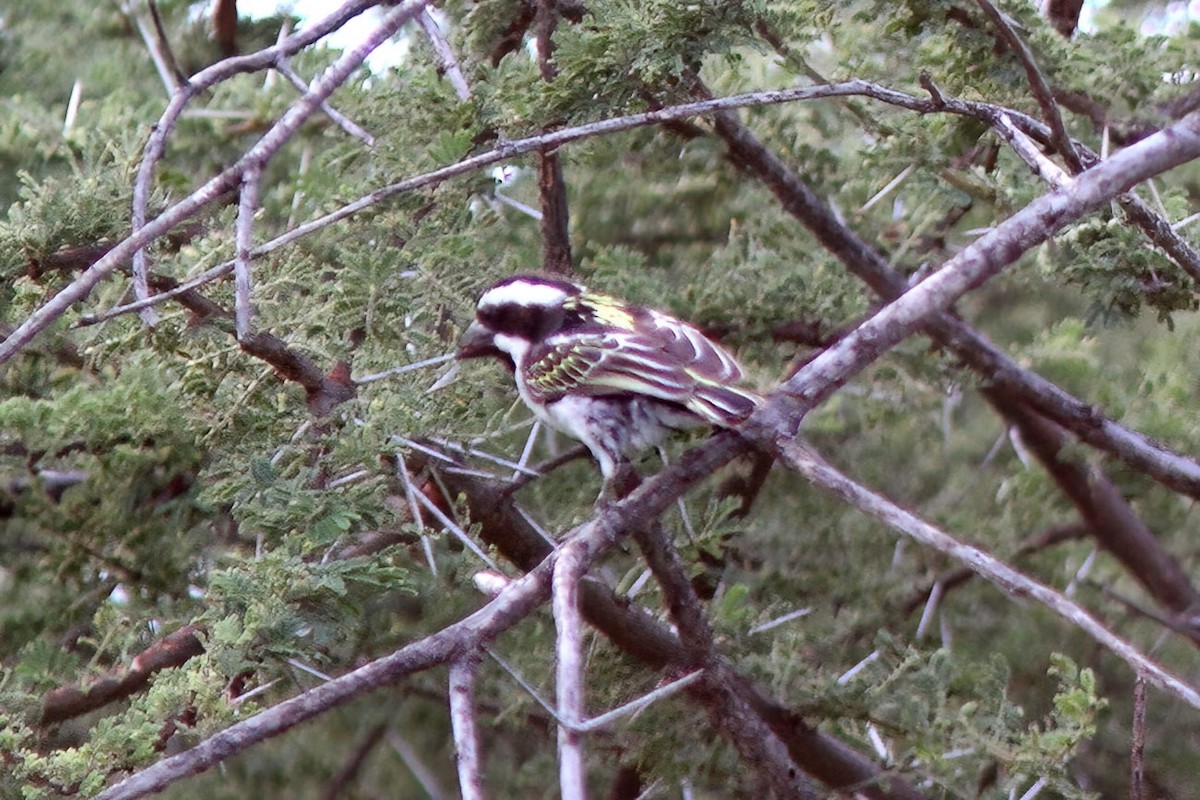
484,646,557,717
774,438,1200,710
418,9,472,101
1131,675,1147,800
354,353,456,384
234,165,262,341
976,0,1082,172
394,450,437,575
126,1,181,95
410,484,500,570
1018,776,1049,800
388,732,452,800
575,670,702,733
448,657,485,800
274,58,376,145
996,113,1072,187
552,538,589,799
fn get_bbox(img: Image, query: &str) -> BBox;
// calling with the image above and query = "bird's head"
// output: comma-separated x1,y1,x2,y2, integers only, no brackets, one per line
457,275,584,365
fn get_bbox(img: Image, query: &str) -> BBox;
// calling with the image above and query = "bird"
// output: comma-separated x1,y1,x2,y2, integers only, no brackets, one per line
457,274,761,491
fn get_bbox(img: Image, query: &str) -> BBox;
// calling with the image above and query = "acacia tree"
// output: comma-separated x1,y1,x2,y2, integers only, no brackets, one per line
3,1,1200,797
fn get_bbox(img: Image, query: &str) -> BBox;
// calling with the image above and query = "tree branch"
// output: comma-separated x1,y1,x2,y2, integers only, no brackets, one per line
552,536,588,798
976,0,1083,172
1,0,430,364
449,656,485,800
772,439,1200,711
631,518,820,799
93,432,744,800
39,624,205,726
690,79,1200,499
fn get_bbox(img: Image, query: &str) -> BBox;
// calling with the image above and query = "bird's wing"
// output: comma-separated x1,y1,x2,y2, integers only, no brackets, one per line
524,332,695,404
525,331,759,426
644,310,744,383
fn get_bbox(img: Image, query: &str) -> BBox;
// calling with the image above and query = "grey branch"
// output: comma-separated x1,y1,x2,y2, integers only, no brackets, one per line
274,58,376,146
449,656,485,800
418,10,472,101
93,429,743,800
553,540,589,799
774,438,1200,711
234,165,262,341
0,0,425,364
977,0,1082,172
765,108,1200,423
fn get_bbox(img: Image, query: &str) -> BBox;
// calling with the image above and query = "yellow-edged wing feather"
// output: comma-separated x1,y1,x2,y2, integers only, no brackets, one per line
524,331,758,426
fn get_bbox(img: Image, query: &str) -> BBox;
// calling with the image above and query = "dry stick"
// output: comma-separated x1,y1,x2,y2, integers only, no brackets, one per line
448,657,485,800
234,165,262,341
78,79,996,326
431,452,925,800
976,0,1083,172
92,432,743,800
632,522,821,799
127,0,382,330
274,59,376,146
773,438,1200,711
1131,676,1147,800
418,9,472,101
0,0,400,363
552,539,589,799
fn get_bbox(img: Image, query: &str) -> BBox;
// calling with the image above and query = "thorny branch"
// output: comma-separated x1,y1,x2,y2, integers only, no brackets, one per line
12,76,1191,355
976,0,1083,172
14,14,1200,796
93,432,746,800
685,79,1200,503
1,0,428,363
773,439,1200,710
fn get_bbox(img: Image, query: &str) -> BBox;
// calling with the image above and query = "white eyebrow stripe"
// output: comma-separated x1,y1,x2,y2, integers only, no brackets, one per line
478,281,574,309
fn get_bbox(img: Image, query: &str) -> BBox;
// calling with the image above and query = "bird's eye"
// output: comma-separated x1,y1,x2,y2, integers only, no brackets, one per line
480,304,528,336
479,302,562,339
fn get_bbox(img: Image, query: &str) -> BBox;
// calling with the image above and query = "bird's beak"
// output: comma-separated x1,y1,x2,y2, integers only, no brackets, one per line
457,321,501,360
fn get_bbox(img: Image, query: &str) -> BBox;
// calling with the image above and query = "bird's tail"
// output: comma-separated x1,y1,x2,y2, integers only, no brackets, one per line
688,383,761,428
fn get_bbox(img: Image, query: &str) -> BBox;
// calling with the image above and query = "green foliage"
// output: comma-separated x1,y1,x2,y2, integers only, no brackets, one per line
3,0,1199,796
